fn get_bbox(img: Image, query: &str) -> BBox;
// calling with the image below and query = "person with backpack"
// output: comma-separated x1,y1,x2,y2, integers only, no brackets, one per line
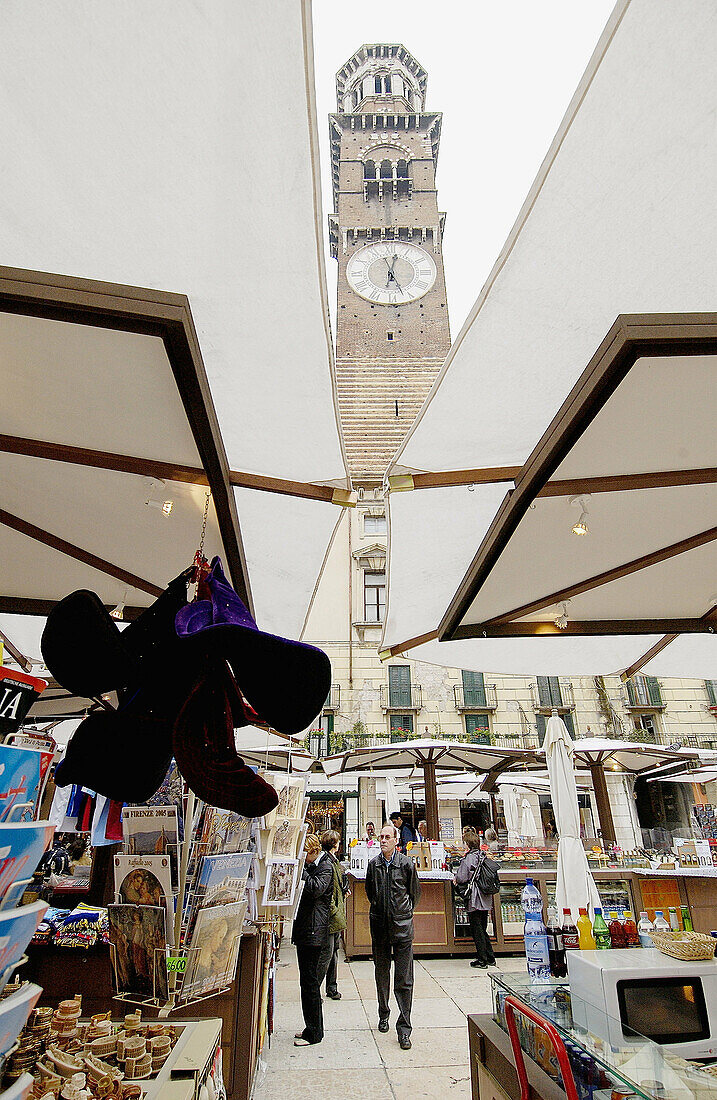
317,829,349,1000
455,827,500,969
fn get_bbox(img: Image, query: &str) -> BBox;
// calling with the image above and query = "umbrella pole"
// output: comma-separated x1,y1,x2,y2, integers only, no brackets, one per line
423,760,440,841
589,763,617,847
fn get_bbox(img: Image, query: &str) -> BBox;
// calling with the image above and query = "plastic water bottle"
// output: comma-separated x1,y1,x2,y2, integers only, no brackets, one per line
637,911,654,948
654,910,670,933
524,912,551,983
521,878,542,915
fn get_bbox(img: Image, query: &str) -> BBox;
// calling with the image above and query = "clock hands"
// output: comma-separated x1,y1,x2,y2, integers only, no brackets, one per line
384,253,402,290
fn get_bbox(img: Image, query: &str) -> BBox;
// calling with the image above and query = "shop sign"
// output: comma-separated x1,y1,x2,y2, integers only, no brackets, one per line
0,669,48,736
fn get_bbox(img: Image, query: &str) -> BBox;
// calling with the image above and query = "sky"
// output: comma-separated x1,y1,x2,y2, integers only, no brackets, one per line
312,0,616,337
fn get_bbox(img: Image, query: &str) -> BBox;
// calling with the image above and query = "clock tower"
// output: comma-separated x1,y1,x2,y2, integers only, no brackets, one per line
330,44,451,484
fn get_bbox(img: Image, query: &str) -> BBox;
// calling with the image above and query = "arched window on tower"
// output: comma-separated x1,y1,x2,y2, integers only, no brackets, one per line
364,160,377,180
396,159,411,196
363,159,378,199
352,89,359,110
374,74,383,95
379,160,393,180
383,75,392,94
396,160,408,179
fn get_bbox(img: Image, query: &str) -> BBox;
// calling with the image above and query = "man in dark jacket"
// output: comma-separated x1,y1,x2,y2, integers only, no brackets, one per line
365,822,421,1049
390,811,417,852
291,833,334,1046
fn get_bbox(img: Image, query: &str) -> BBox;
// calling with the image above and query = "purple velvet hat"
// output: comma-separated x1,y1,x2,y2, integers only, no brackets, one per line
175,557,331,736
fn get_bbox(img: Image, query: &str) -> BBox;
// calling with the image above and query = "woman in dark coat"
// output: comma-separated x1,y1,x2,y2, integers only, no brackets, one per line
455,827,498,969
291,832,334,1046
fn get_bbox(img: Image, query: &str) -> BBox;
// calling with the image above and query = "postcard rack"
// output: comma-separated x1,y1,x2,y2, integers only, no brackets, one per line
108,935,242,1014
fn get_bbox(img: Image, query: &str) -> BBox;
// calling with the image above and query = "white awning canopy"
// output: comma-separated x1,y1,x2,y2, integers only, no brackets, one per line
383,0,717,679
0,1,350,665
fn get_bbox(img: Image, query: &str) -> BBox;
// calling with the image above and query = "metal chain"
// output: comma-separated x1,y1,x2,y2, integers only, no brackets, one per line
198,491,210,562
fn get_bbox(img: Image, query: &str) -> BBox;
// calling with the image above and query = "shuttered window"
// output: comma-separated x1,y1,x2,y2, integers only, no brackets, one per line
536,712,575,740
705,680,717,706
465,714,490,743
388,665,411,707
389,713,413,739
461,670,486,707
626,675,663,707
536,676,564,708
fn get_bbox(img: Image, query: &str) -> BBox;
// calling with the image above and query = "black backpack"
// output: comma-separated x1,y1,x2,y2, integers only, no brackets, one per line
473,853,500,896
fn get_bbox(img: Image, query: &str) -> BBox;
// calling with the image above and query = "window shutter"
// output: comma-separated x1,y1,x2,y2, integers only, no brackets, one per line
390,713,413,738
706,680,717,706
535,713,547,740
562,712,575,738
389,665,411,707
461,670,486,707
465,714,490,743
646,676,662,707
537,676,562,707
626,679,637,707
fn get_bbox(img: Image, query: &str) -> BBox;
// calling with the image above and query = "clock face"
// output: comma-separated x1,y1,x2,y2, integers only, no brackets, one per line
346,242,437,304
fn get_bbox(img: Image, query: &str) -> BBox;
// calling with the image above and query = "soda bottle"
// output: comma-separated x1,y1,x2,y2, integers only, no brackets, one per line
521,878,542,916
524,911,551,983
637,911,654,948
668,906,680,931
653,910,670,933
592,907,611,949
561,908,579,951
622,910,640,947
546,907,567,978
577,906,596,949
608,911,626,949
681,905,693,932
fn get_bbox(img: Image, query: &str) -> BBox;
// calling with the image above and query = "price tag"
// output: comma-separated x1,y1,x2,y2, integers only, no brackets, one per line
166,956,187,973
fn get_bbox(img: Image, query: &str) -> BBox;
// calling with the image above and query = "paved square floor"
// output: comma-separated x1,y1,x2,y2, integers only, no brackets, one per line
252,946,526,1099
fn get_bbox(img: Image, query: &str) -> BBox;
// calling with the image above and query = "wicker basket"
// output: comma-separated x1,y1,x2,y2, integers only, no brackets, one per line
650,929,717,961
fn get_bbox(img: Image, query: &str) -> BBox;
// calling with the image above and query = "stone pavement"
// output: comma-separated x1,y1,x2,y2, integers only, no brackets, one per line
252,946,527,1099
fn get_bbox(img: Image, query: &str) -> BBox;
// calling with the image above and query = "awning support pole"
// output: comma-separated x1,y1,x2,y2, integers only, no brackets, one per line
423,759,440,842
589,763,616,847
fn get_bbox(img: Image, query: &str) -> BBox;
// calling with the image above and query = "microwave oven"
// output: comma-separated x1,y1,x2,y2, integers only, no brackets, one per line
567,948,717,1058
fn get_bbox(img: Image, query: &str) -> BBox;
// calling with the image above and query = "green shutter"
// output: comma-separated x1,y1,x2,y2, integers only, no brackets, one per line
562,712,575,737
535,713,546,740
462,670,486,707
465,714,490,743
626,679,637,707
389,665,411,707
537,676,563,707
706,680,717,706
390,713,413,739
646,676,662,707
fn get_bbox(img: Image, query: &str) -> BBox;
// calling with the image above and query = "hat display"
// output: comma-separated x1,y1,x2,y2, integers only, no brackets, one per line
175,557,331,735
41,559,330,811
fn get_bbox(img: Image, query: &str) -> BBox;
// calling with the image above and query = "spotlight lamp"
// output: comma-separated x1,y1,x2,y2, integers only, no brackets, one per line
554,601,570,630
569,495,590,536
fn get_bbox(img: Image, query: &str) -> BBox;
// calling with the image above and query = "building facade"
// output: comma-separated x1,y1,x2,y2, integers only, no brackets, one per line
304,44,717,848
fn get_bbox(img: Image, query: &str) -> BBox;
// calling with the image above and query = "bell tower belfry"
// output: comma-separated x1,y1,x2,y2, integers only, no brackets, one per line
330,44,451,484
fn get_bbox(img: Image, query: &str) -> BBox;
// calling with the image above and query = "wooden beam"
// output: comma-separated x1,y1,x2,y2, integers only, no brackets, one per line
484,525,717,627
383,630,440,658
437,313,717,641
453,619,711,639
0,628,32,672
0,508,162,597
0,596,146,620
393,466,717,496
0,434,350,505
622,634,680,680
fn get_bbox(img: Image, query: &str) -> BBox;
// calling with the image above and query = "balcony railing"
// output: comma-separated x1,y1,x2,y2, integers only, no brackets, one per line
453,683,498,711
380,684,423,712
324,684,341,711
454,730,540,750
529,681,575,712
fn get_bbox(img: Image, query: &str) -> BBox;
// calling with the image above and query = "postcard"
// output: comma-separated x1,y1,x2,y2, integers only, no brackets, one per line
0,746,53,823
0,900,47,983
0,981,42,1056
122,806,179,889
262,858,300,908
183,851,253,944
108,904,168,1002
146,759,185,840
114,854,173,945
198,806,252,855
180,900,246,1004
265,818,302,862
0,821,54,908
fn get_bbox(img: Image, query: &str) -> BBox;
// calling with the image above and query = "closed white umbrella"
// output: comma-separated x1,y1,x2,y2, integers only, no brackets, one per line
520,797,539,839
501,784,521,846
543,715,601,920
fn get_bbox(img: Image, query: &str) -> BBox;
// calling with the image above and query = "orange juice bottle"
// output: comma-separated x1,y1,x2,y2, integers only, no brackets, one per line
577,906,596,949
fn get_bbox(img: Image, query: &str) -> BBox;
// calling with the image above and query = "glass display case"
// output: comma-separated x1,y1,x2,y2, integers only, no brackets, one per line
489,971,717,1100
544,877,635,915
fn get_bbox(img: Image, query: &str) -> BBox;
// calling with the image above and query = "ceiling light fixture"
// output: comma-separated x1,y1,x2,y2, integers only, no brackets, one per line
110,588,128,621
554,601,570,630
569,495,590,536
145,478,174,518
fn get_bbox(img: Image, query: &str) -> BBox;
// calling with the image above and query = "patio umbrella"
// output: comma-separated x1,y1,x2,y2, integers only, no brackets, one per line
500,784,521,845
322,739,535,840
235,727,315,772
520,797,539,839
543,715,601,919
562,738,698,846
